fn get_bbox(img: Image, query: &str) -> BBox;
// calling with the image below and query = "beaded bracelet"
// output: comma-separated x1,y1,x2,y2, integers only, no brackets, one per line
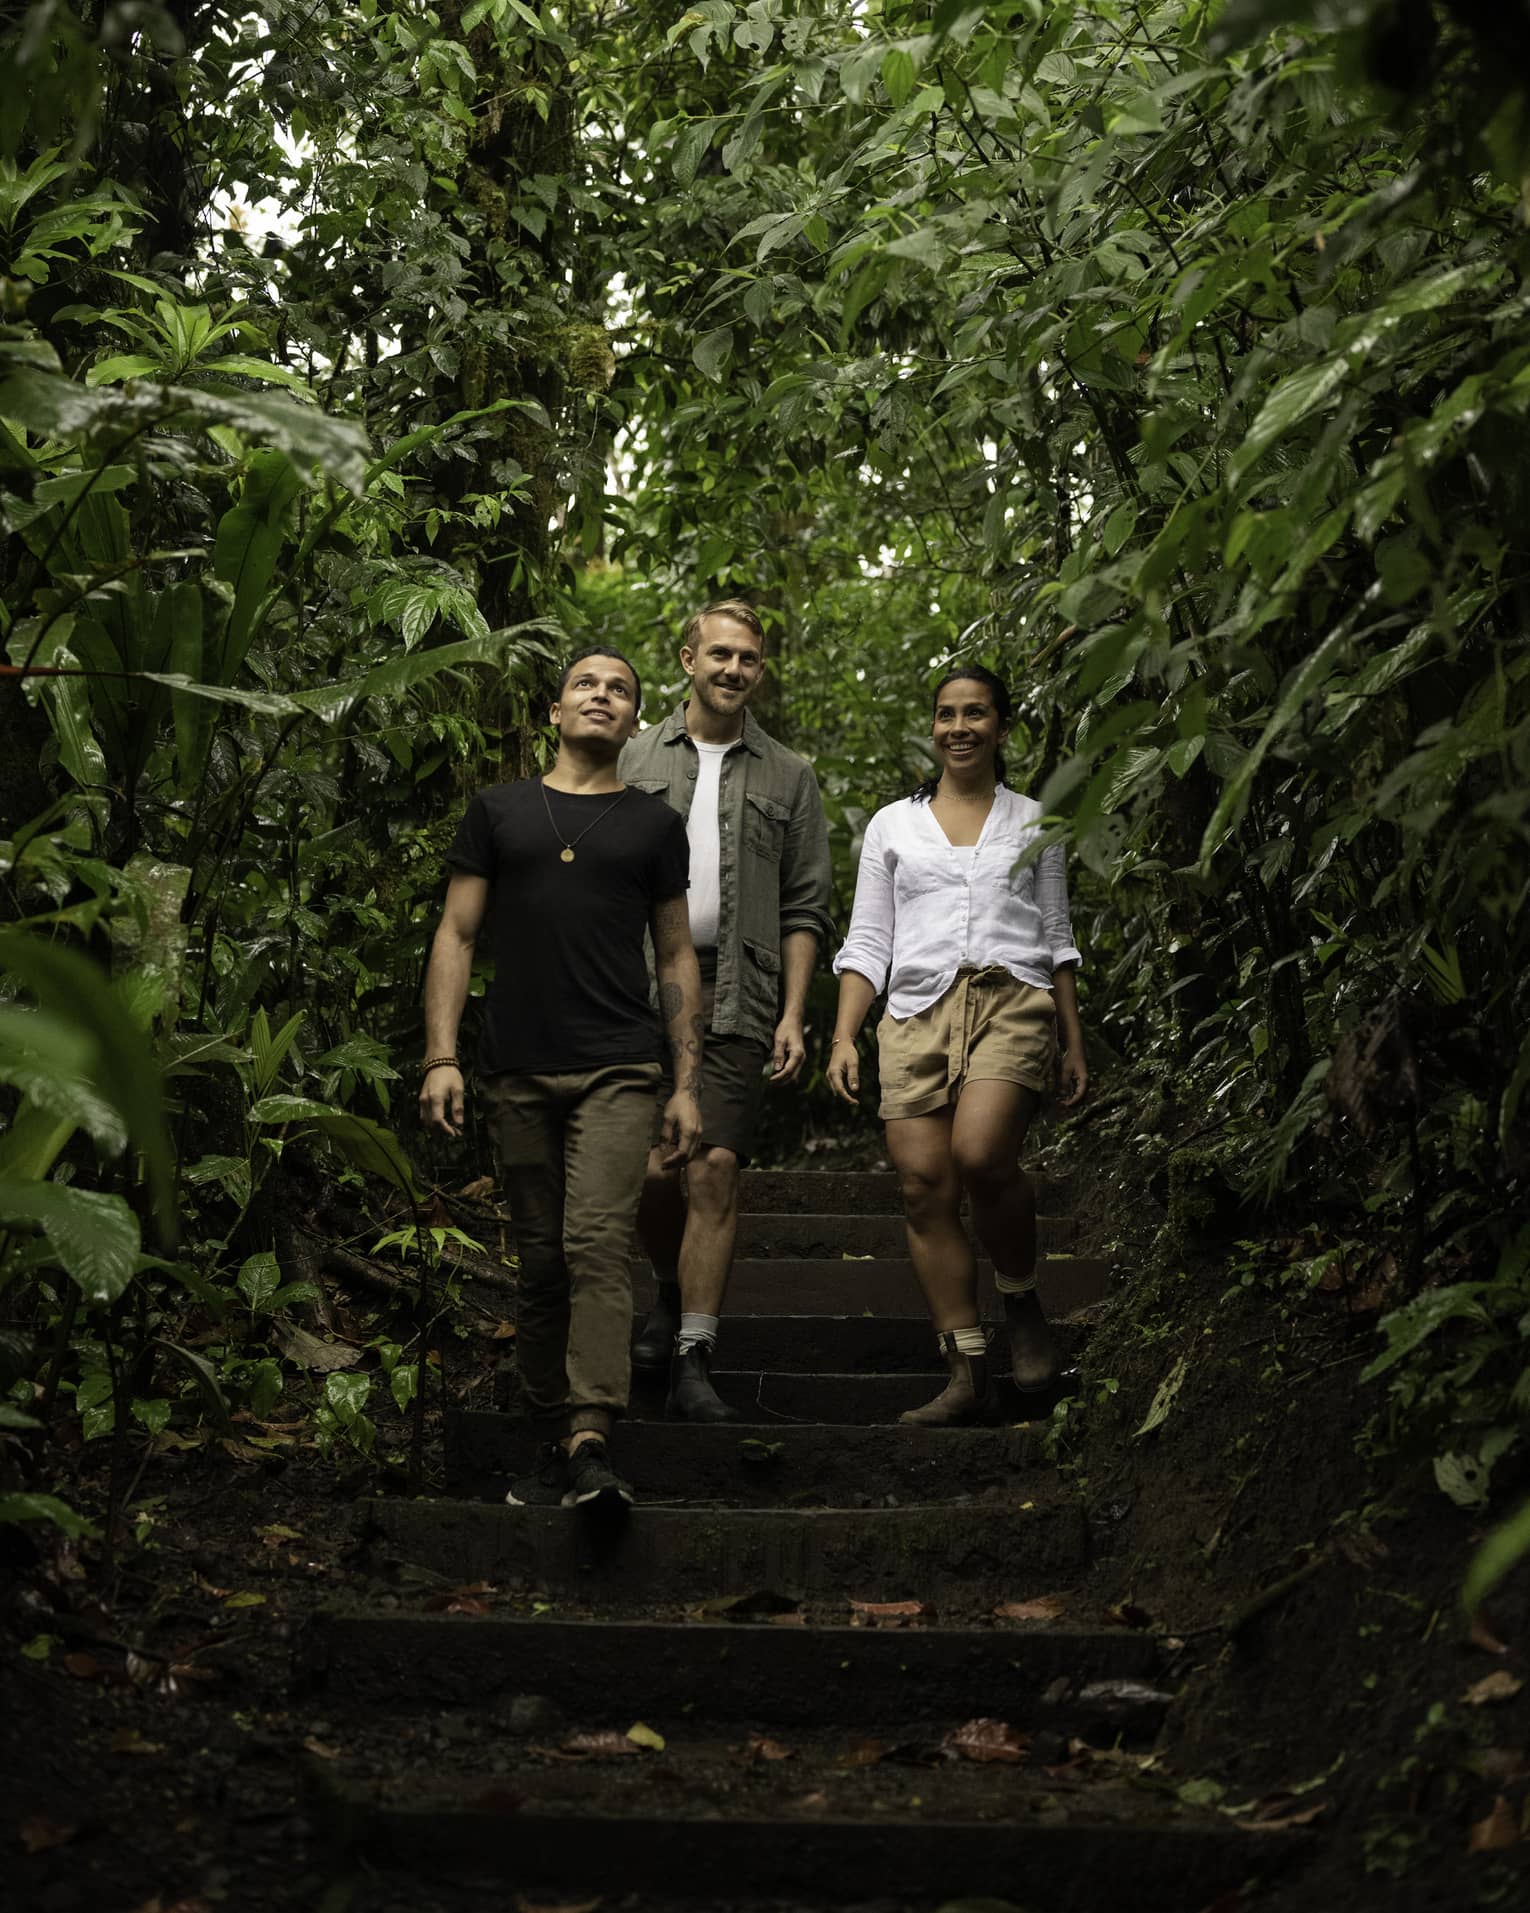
422,1056,460,1077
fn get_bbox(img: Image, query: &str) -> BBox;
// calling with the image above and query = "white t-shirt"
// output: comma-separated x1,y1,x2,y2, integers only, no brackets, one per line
685,740,735,949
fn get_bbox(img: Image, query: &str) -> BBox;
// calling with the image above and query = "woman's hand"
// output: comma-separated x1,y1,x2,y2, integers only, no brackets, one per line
1057,1043,1088,1108
826,1036,862,1106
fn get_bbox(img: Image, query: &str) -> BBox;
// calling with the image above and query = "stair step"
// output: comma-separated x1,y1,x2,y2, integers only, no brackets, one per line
360,1495,1088,1599
447,1410,1046,1503
301,1611,1167,1732
738,1168,1063,1213
713,1314,970,1373
631,1255,1111,1317
627,1370,1070,1427
312,1753,1272,1906
729,1211,1076,1258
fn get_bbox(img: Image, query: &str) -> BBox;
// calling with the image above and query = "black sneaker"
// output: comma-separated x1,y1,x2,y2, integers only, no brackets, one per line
505,1443,566,1507
561,1438,634,1512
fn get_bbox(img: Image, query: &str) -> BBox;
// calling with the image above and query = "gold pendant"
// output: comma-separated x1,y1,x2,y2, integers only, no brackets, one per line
560,847,575,863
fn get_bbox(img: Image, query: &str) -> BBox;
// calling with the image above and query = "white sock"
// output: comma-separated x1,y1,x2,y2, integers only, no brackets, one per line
993,1269,1038,1295
947,1325,988,1357
676,1312,719,1355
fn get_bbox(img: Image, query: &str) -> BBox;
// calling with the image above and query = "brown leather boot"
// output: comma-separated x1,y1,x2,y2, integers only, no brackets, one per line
1002,1288,1058,1394
899,1331,998,1426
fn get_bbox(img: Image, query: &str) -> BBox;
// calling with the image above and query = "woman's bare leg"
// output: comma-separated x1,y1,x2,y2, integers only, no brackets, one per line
884,1109,979,1329
951,1080,1056,1387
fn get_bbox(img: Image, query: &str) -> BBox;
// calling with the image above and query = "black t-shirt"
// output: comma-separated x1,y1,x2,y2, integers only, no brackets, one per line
445,777,689,1075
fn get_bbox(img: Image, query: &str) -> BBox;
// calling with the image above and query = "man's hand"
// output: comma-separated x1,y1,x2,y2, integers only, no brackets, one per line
826,1037,861,1106
658,1089,702,1170
770,1015,807,1085
1057,1043,1089,1108
420,1065,466,1137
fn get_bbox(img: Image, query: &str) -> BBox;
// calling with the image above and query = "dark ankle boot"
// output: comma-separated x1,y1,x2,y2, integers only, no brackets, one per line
633,1283,680,1371
667,1344,740,1423
1002,1289,1058,1393
899,1331,998,1426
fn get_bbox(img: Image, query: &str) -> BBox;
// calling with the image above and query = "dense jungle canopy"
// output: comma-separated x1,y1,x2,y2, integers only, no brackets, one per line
3,0,1530,1643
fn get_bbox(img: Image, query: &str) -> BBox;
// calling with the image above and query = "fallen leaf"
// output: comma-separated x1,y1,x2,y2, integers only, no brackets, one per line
848,1598,934,1628
560,1731,640,1758
459,1176,496,1200
1241,1799,1327,1832
1476,1748,1527,1784
944,1718,1029,1764
626,1721,665,1751
993,1595,1066,1623
20,1816,76,1853
515,1899,602,1913
303,1737,341,1760
258,1524,302,1545
491,1320,517,1340
1468,1795,1519,1853
797,1791,829,1809
1464,1671,1523,1706
743,1734,795,1762
194,1578,231,1599
770,1611,806,1627
63,1651,101,1680
222,1591,266,1610
277,1325,361,1373
1469,1613,1510,1656
1104,1599,1153,1629
838,1737,892,1767
110,1727,166,1756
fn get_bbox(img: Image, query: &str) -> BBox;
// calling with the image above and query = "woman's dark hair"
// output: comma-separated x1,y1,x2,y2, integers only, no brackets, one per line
910,666,1013,803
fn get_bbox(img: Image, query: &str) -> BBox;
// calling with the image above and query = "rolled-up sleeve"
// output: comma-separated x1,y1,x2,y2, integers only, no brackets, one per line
779,764,836,948
833,811,895,995
1036,840,1083,971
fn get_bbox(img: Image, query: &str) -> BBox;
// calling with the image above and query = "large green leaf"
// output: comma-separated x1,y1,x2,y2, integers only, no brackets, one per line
0,1178,141,1304
248,1096,421,1200
0,930,173,1227
211,450,304,683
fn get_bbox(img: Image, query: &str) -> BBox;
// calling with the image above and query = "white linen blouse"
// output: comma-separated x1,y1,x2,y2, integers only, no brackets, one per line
833,786,1083,1021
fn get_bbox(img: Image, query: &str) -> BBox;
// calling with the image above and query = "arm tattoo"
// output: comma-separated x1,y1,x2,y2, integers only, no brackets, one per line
659,981,683,1024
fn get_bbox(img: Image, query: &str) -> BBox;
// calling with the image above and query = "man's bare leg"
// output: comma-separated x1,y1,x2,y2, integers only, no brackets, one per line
668,1145,741,1422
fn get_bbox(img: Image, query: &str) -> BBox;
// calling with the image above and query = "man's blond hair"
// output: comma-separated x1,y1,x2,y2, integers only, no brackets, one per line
682,598,765,652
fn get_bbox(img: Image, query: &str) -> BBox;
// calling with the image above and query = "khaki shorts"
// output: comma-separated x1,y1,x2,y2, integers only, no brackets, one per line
877,966,1057,1121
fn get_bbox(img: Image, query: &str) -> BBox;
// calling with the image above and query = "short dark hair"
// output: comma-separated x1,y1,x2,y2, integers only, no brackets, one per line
557,646,642,716
682,599,765,653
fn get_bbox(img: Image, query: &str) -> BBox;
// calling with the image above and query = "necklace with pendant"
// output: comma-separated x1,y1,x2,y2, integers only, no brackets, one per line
540,777,629,863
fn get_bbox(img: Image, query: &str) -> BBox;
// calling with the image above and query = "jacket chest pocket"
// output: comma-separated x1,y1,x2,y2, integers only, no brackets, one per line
627,777,670,798
744,791,789,862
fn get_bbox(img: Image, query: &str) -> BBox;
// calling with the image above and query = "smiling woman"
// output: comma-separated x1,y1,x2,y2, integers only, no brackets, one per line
828,667,1089,1425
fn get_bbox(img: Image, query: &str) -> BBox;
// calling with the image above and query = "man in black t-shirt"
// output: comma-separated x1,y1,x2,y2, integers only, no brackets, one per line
419,647,703,1513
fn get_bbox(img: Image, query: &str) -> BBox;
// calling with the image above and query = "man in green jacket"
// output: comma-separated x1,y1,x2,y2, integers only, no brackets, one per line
620,600,834,1422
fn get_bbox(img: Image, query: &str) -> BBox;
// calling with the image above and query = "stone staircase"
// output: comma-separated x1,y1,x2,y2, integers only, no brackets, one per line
301,1169,1295,1909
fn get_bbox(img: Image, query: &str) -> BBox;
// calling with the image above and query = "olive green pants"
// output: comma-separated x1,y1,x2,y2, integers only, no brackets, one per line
481,1061,662,1436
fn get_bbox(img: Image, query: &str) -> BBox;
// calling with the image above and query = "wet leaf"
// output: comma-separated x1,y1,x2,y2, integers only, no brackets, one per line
1464,1670,1523,1706
797,1790,829,1809
257,1523,302,1545
560,1730,641,1758
993,1594,1067,1622
63,1651,101,1679
626,1721,665,1751
445,1596,491,1617
276,1325,361,1372
769,1611,806,1627
848,1598,934,1627
459,1176,496,1201
303,1737,341,1760
1240,1791,1327,1831
1134,1354,1187,1437
944,1718,1029,1764
838,1737,892,1767
743,1734,796,1762
491,1320,517,1339
222,1591,266,1609
1468,1796,1519,1852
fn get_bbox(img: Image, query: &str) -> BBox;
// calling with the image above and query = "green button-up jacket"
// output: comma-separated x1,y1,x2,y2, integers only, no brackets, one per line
619,703,835,1045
